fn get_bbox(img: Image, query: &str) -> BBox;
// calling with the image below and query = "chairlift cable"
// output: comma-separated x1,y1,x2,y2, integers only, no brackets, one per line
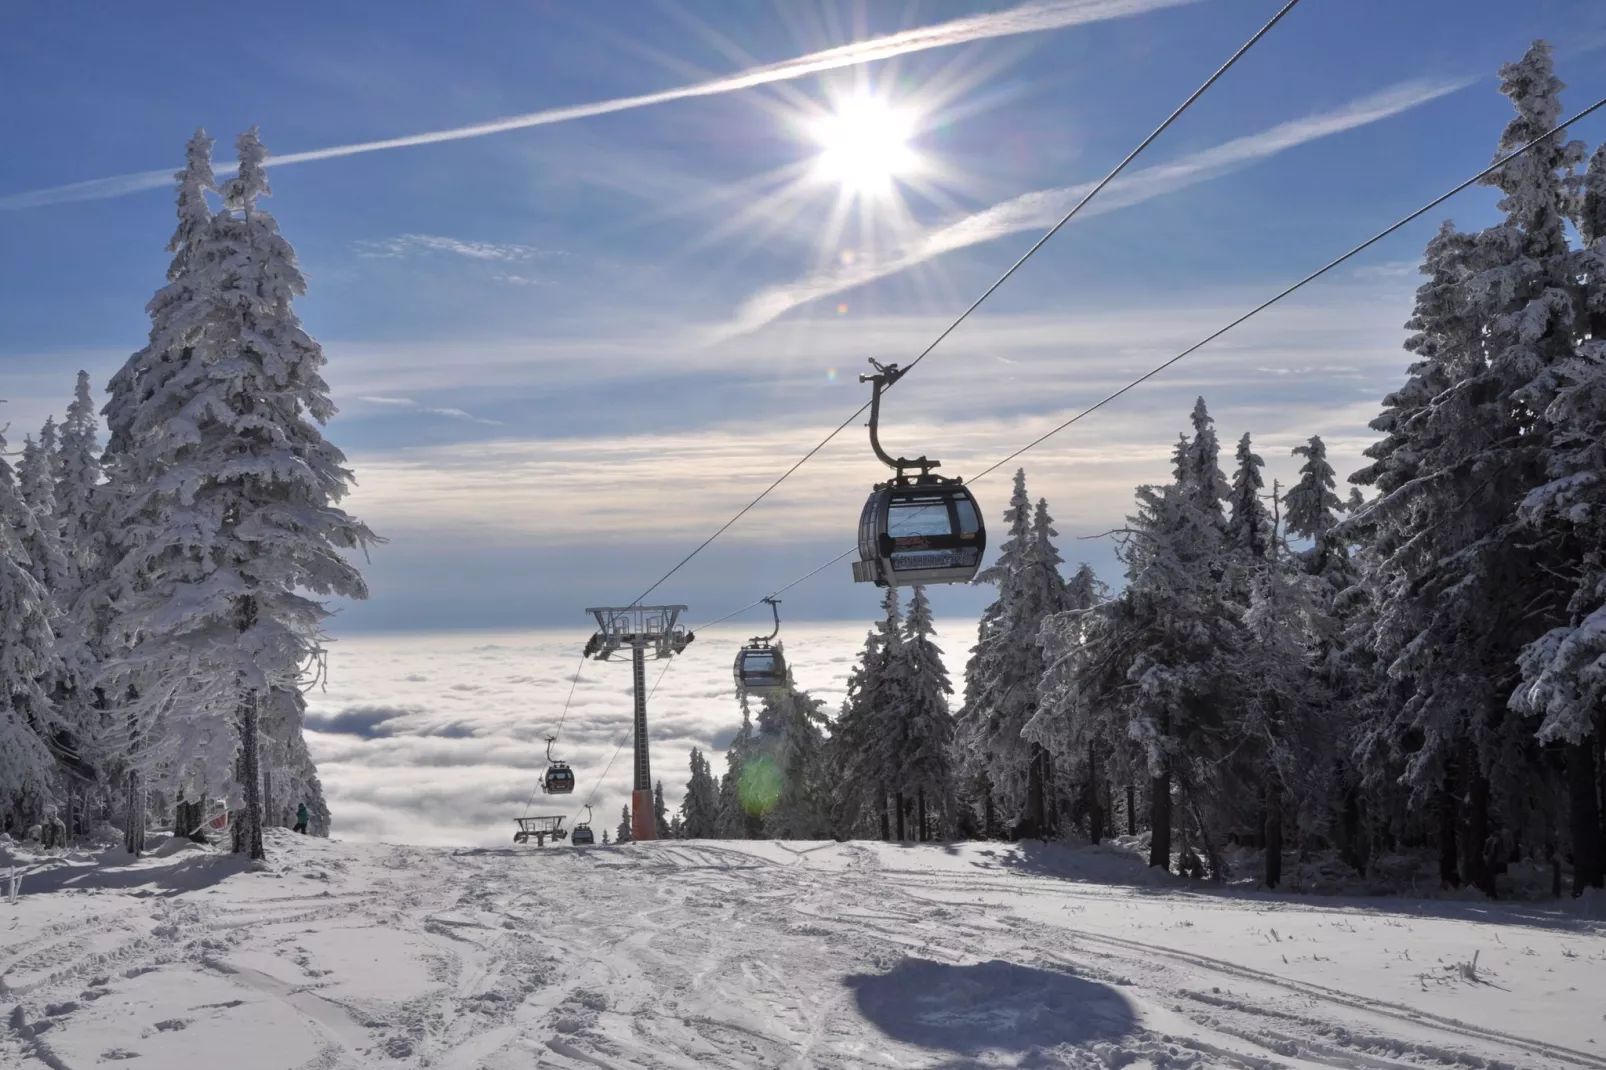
624,0,1303,606
691,91,1606,626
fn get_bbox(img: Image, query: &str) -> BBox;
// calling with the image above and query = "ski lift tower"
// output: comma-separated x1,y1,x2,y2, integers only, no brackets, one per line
582,605,694,842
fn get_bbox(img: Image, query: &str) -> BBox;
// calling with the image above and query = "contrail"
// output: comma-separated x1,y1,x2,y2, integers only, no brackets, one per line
1,0,1199,212
713,77,1471,340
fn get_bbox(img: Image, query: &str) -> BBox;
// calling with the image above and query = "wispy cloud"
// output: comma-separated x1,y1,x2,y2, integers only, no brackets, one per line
490,274,552,287
355,394,502,426
714,78,1469,340
0,0,1199,211
353,233,557,262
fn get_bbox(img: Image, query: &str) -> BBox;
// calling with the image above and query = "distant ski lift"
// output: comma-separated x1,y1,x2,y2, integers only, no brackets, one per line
734,597,787,695
571,805,596,846
514,815,567,846
852,359,986,587
542,736,575,795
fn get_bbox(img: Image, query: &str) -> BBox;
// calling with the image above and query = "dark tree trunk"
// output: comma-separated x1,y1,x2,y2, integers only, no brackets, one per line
263,766,273,831
895,790,906,841
237,690,265,861
1264,777,1283,889
1087,743,1104,846
879,785,890,841
1466,767,1493,897
983,787,996,841
1437,771,1460,888
1025,746,1046,841
1149,771,1171,870
918,787,928,843
123,768,145,857
1568,738,1603,894
1126,784,1137,836
1341,782,1363,873
1597,710,1606,887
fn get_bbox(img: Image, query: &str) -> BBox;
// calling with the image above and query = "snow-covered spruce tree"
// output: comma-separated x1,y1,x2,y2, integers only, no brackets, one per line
1029,562,1122,845
0,424,62,831
1350,44,1584,893
1226,433,1271,566
753,675,830,839
1508,139,1606,892
653,779,670,839
258,686,330,834
899,586,955,841
959,473,1069,838
97,130,220,854
829,591,907,839
104,129,376,861
680,747,720,839
716,701,763,838
616,805,632,844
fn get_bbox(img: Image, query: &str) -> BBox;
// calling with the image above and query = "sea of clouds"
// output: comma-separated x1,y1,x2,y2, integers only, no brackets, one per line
307,619,977,846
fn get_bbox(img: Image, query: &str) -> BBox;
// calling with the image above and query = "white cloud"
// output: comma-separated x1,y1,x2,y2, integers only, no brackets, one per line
353,234,556,262
342,285,1415,548
714,78,1469,340
353,394,502,426
309,622,960,846
1,0,1199,212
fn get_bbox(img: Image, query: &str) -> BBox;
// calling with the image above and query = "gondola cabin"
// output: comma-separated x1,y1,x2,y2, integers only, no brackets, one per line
734,643,786,694
852,479,985,587
571,822,595,846
542,762,575,795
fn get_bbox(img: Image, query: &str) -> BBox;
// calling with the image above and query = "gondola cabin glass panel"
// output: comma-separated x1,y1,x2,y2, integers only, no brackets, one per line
734,645,786,693
542,763,575,795
854,482,985,587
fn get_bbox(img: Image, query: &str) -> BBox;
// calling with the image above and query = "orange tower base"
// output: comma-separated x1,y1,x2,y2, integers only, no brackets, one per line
631,789,656,842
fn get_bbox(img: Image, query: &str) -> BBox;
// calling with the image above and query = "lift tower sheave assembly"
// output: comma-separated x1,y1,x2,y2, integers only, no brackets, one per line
583,605,693,843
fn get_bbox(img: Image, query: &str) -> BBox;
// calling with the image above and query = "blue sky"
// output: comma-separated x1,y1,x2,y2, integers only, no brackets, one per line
4,0,1606,635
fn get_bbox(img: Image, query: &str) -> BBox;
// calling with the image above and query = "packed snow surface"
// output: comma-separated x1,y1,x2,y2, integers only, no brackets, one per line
4,831,1604,1069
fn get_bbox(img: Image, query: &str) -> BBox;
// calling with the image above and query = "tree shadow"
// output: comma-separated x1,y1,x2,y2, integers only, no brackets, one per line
978,841,1603,936
844,957,1135,1063
11,850,252,898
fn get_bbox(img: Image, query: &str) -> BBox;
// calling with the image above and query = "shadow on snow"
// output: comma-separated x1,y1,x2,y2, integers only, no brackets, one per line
845,957,1136,1063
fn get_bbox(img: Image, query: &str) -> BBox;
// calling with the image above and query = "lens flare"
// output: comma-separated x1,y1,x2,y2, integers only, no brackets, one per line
737,755,782,816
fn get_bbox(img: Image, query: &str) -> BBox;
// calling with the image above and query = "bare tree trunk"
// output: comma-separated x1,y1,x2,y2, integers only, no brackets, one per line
1568,738,1603,894
1126,784,1137,836
123,768,145,856
263,766,273,832
1087,743,1104,846
895,790,906,841
1149,770,1171,870
918,787,927,843
1466,764,1493,897
983,786,996,840
1264,776,1283,889
1438,768,1460,888
879,785,889,842
237,690,265,861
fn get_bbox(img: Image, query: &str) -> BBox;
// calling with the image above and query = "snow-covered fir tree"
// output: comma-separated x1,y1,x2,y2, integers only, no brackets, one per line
680,748,720,839
753,677,830,839
616,805,632,844
959,472,1068,838
102,128,376,859
0,426,62,830
653,780,670,839
716,702,764,838
898,586,954,841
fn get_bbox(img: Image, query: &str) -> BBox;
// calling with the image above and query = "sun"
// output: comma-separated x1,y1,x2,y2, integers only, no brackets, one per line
808,93,919,194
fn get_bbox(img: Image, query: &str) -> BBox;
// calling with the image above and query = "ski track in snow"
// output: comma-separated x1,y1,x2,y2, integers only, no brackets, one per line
2,831,1604,1070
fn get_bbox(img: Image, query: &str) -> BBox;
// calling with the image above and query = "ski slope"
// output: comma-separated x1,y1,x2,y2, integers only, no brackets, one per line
4,830,1604,1069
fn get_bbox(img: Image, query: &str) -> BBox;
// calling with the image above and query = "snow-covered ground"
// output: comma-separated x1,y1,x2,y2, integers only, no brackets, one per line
4,831,1604,1070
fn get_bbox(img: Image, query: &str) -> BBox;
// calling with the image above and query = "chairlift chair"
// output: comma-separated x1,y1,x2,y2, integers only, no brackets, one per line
571,805,596,846
514,816,568,846
852,360,986,587
541,736,575,795
733,597,787,695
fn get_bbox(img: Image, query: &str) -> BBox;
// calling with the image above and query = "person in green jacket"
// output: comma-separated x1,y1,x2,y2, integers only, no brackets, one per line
293,802,309,834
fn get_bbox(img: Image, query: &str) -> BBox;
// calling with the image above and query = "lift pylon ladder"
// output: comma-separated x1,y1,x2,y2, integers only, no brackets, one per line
582,605,694,842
